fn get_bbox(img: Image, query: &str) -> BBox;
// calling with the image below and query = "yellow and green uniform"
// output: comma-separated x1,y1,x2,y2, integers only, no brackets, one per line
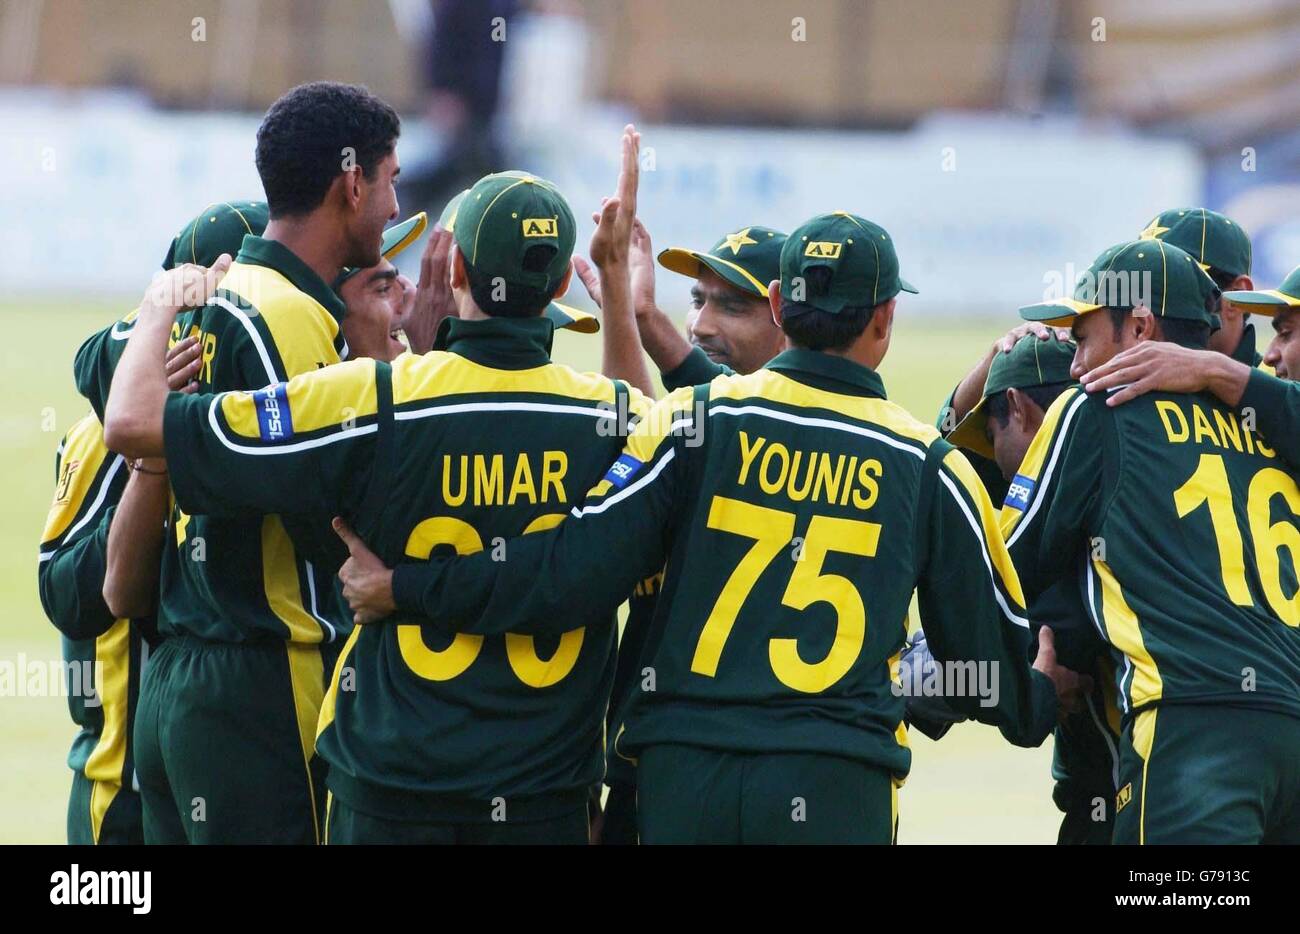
38,414,153,845
388,349,1057,843
1240,368,1300,468
159,316,650,843
1002,386,1300,843
132,235,352,843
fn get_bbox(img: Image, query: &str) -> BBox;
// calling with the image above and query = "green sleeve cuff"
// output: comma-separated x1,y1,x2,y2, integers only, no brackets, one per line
162,392,205,516
1240,367,1293,439
934,387,958,433
660,346,730,392
390,563,426,615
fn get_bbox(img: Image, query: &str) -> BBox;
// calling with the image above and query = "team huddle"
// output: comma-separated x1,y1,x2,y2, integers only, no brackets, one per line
38,81,1300,845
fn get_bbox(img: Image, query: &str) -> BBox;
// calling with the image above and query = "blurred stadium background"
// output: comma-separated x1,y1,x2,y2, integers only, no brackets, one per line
2,0,1298,843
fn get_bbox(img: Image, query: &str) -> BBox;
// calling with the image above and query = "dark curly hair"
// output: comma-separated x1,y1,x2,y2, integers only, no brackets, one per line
255,82,400,218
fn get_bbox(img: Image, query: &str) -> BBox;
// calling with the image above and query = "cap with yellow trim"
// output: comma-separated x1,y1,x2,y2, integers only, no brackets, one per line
451,170,576,291
440,186,597,334
1223,265,1300,316
1020,239,1219,327
779,212,917,314
335,212,429,287
949,333,1077,459
162,201,268,270
658,226,786,298
1139,207,1251,279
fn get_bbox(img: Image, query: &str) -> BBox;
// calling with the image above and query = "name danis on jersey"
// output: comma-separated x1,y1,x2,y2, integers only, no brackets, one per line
736,430,882,508
440,451,569,508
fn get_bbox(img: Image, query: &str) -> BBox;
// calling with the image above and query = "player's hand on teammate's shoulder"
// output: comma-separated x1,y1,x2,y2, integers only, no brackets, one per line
405,227,458,354
1080,341,1243,407
1031,627,1092,718
333,517,396,625
141,254,232,319
994,321,1071,354
165,336,202,394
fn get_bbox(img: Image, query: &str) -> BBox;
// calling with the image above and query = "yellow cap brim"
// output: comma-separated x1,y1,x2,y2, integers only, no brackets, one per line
545,301,600,334
948,397,995,460
1018,298,1104,328
381,212,428,262
658,247,770,297
1221,289,1300,316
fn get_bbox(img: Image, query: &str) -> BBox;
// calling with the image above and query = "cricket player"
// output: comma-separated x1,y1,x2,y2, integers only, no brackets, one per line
39,202,266,844
105,159,655,844
336,211,1083,844
124,81,403,844
1006,239,1300,843
943,333,1121,843
1138,207,1258,364
1078,264,1300,468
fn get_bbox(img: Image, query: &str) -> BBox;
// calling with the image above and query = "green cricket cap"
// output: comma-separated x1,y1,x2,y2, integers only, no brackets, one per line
658,226,786,298
439,185,595,333
335,212,429,287
162,201,268,270
452,171,576,291
1223,264,1300,317
1139,207,1251,279
949,333,1077,459
779,212,916,314
1020,239,1219,327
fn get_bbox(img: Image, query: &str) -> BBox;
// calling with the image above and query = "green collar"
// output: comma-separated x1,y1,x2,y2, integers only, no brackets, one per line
434,315,555,369
235,236,347,323
1232,322,1263,367
765,348,888,399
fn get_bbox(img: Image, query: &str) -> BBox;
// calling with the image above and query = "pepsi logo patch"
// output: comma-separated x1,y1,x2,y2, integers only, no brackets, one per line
1004,473,1036,510
253,383,294,442
604,453,644,489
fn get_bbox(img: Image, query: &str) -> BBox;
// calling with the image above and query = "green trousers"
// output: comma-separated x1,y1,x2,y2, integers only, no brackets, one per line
1114,704,1300,844
67,771,143,845
324,794,589,844
134,636,332,844
637,743,896,844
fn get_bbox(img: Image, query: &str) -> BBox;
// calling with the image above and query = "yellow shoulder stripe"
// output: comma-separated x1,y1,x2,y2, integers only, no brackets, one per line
390,353,624,408
219,358,379,440
221,262,341,378
709,370,939,448
42,414,112,544
998,386,1084,537
1092,558,1162,708
623,385,696,463
943,448,1026,610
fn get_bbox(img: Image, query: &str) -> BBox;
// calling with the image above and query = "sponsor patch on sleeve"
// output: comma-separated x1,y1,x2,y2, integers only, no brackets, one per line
603,453,644,490
253,383,294,443
1003,473,1036,511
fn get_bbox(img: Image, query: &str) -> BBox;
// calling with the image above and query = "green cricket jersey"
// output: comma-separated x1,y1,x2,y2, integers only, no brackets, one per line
75,311,138,423
37,414,153,837
160,316,651,818
1003,385,1300,723
391,349,1058,777
935,390,1120,800
1240,368,1300,468
159,235,351,645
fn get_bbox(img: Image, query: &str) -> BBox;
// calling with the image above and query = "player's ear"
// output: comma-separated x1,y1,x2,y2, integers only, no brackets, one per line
554,261,574,300
1132,307,1158,343
336,165,364,211
871,297,897,340
449,242,468,290
768,280,783,328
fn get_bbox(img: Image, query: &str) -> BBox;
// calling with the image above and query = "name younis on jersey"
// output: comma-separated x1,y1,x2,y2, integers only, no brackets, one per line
440,451,569,507
736,431,882,507
1154,399,1277,457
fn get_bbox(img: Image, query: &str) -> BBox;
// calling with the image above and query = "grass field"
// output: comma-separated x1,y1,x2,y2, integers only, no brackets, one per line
0,301,1061,843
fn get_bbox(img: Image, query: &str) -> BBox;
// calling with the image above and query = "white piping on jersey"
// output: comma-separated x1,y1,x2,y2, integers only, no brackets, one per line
1084,692,1121,789
110,320,134,341
1085,556,1132,715
39,454,127,562
707,404,927,460
206,396,379,455
572,448,677,518
937,471,1029,629
209,295,280,387
394,400,622,422
1005,391,1088,549
304,560,337,642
